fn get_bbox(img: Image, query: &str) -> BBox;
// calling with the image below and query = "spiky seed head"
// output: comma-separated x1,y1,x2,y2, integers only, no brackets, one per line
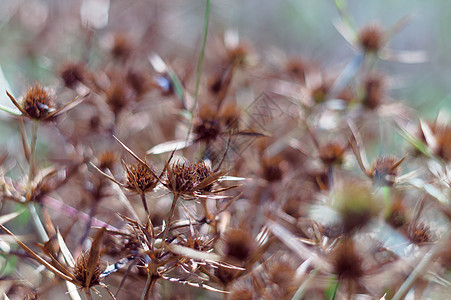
73,251,102,288
105,82,133,116
358,23,384,53
220,103,241,129
409,223,431,245
164,160,214,194
111,34,133,61
125,162,158,194
22,85,55,120
194,106,221,143
371,156,401,186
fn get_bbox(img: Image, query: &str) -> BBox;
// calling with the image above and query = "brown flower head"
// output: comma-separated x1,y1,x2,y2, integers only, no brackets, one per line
223,228,255,262
334,181,380,233
363,74,385,109
409,222,431,245
370,156,403,187
20,85,55,120
111,34,133,61
99,151,117,171
319,142,347,166
261,155,284,182
194,106,221,143
163,160,218,197
60,62,86,89
332,239,363,280
73,251,102,288
358,23,384,53
124,161,158,194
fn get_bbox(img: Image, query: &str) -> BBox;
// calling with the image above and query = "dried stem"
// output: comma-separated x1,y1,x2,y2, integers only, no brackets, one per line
141,274,157,300
160,193,179,245
141,192,150,216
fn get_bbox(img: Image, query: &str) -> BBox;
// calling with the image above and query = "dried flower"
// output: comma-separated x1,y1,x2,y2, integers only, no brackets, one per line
60,62,86,89
73,250,102,288
363,74,385,109
163,160,221,197
332,239,363,279
358,23,384,53
5,84,85,121
223,229,255,262
124,161,158,194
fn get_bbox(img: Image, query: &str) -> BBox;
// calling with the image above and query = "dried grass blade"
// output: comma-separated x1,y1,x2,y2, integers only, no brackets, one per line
0,224,74,282
57,229,76,268
86,227,106,287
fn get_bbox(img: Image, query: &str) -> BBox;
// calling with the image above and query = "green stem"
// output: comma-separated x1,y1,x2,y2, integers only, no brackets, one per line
26,120,39,201
25,120,48,242
28,202,49,242
185,0,211,145
191,0,211,113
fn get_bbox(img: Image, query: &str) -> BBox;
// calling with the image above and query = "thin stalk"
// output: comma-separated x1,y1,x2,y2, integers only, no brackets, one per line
185,0,211,145
25,120,48,242
142,274,157,300
191,0,211,112
27,202,49,242
160,193,179,244
141,193,150,216
26,120,39,200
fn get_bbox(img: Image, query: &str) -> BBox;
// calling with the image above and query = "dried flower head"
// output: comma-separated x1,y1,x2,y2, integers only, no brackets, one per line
261,155,284,182
370,156,403,186
60,62,86,89
124,162,158,194
73,250,102,288
163,160,217,196
363,74,385,109
194,106,221,143
386,196,407,228
319,142,347,166
23,85,55,119
334,181,379,233
332,239,363,280
358,23,384,53
111,34,133,61
105,81,134,117
99,151,117,171
223,229,255,261
409,222,431,245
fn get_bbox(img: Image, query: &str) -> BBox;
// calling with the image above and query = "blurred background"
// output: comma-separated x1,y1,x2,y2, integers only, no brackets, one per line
0,0,449,118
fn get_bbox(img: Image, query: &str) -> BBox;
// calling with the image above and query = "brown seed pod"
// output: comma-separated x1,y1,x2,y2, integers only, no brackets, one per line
163,160,216,195
370,156,403,187
319,142,347,167
260,155,284,182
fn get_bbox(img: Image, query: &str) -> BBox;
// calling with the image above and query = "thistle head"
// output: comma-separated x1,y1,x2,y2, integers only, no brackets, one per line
22,85,55,120
73,251,102,288
125,162,158,194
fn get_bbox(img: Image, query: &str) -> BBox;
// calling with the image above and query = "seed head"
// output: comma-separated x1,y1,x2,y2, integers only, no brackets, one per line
334,181,379,233
358,23,384,53
370,156,401,186
73,251,102,288
164,160,214,194
194,106,221,143
409,223,431,245
261,155,284,182
332,239,363,280
223,228,255,261
22,85,55,120
319,142,346,166
125,162,158,194
111,34,133,61
99,151,117,171
60,62,85,89
363,74,385,109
